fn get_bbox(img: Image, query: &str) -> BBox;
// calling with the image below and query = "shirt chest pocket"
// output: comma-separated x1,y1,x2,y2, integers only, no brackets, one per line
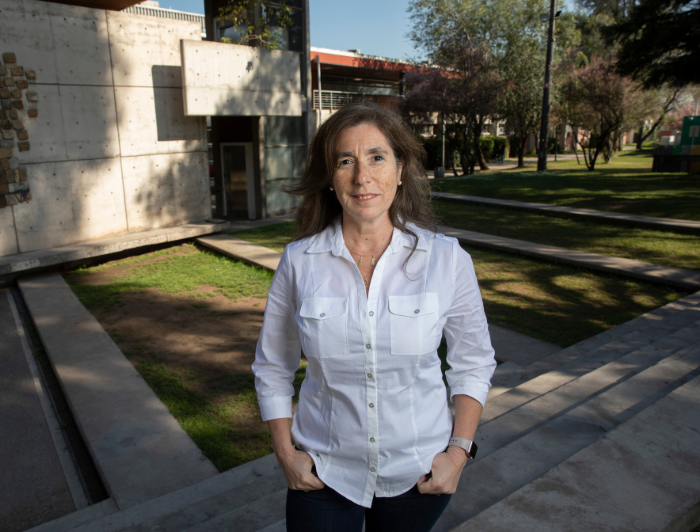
388,293,440,356
299,298,350,358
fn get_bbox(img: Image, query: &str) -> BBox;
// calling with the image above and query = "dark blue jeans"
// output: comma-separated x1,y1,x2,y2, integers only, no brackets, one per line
286,484,451,532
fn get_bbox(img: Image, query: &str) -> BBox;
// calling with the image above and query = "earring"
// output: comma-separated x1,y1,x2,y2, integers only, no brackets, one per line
330,186,334,191
398,181,402,185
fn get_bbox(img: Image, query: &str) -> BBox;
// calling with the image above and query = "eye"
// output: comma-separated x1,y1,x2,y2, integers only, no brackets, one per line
338,158,352,167
373,155,385,162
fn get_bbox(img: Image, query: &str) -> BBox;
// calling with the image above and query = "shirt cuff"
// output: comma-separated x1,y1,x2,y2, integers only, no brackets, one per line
258,395,293,421
449,381,491,408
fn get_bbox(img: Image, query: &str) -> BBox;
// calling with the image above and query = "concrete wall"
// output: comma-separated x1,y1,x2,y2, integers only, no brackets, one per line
0,0,209,257
181,40,303,117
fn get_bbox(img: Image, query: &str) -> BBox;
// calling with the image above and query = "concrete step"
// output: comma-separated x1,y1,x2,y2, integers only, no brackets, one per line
27,499,118,532
483,317,700,424
450,370,700,531
487,293,700,399
181,488,287,532
65,453,282,531
18,273,218,511
478,321,700,454
434,343,700,531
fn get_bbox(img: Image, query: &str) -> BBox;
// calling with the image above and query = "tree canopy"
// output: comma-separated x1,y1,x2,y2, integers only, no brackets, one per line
603,0,700,88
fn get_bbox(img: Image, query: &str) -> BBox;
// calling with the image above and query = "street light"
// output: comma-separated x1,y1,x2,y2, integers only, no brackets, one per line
537,3,562,172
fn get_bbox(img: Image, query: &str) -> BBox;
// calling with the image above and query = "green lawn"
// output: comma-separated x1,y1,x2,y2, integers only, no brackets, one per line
432,200,700,271
433,150,700,221
232,222,686,348
65,244,306,472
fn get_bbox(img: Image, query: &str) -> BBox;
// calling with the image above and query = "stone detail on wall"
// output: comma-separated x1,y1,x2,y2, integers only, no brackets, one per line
0,52,36,209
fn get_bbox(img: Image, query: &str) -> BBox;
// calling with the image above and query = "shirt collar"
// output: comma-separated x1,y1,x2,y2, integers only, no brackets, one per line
306,218,430,256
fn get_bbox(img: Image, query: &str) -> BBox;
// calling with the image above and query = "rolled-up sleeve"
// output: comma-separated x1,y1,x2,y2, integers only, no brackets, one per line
252,246,301,421
443,240,497,407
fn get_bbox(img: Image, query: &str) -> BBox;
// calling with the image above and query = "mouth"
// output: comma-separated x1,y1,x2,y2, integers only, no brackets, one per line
351,194,379,201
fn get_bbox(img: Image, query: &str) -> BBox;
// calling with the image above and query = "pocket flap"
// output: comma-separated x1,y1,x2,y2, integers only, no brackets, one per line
300,298,348,320
388,293,439,317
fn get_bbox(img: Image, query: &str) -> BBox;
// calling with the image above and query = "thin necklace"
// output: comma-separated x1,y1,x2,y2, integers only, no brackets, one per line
346,242,391,268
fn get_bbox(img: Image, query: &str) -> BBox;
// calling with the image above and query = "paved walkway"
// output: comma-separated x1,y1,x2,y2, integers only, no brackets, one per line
214,220,700,292
0,288,78,531
437,225,700,291
0,216,295,284
431,191,700,235
435,153,580,178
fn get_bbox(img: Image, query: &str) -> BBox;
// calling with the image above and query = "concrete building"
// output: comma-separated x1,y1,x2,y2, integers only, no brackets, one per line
203,0,311,220
0,0,311,260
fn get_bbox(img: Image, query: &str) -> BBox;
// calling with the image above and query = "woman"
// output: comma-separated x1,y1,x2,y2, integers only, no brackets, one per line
252,103,496,532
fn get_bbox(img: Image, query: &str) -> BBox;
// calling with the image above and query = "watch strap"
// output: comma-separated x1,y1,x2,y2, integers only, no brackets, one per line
448,436,478,459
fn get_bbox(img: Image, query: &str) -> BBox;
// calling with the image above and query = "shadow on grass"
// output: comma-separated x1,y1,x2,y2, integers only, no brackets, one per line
432,201,700,270
464,245,687,347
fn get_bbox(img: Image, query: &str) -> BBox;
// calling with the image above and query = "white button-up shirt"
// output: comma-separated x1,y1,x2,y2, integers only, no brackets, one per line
253,220,496,507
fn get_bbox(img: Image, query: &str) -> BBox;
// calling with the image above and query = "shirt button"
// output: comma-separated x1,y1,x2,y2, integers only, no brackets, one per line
414,309,420,314
370,437,375,443
370,467,376,472
369,403,374,408
366,344,371,349
320,313,325,317
367,373,373,379
369,311,374,317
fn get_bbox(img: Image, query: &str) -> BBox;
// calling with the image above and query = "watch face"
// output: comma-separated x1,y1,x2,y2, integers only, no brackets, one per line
469,441,478,459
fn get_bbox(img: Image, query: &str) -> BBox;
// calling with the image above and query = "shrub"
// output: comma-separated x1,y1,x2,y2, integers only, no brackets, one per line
480,137,495,160
547,137,563,154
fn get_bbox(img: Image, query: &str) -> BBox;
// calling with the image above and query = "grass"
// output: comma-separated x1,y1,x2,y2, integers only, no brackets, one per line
433,150,700,221
232,222,296,253
134,359,308,471
432,200,700,271
65,244,308,471
68,243,274,311
230,222,686,348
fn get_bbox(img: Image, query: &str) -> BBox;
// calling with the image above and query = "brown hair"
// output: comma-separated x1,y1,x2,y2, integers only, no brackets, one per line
287,102,435,252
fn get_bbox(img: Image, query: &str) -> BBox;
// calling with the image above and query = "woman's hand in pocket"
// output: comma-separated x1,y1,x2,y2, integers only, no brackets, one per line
416,446,468,495
278,447,326,491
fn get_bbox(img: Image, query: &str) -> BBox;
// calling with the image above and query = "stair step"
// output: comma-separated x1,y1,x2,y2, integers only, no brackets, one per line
68,454,282,531
257,519,286,532
483,319,700,424
128,472,287,532
27,499,119,532
182,488,287,532
434,343,700,531
488,300,700,398
450,371,700,531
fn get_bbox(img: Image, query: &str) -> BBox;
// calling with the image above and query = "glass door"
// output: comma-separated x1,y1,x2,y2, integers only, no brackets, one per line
221,143,256,219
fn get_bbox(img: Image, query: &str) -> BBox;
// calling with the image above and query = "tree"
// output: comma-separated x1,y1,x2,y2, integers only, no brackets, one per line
603,0,700,88
217,0,292,51
559,57,638,170
665,101,698,131
408,0,525,170
631,88,682,149
401,45,504,175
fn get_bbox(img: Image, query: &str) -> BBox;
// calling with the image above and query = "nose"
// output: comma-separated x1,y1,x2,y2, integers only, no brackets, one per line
354,159,372,186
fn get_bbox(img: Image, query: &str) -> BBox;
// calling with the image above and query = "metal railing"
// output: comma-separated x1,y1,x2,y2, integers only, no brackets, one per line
122,5,206,37
313,90,402,111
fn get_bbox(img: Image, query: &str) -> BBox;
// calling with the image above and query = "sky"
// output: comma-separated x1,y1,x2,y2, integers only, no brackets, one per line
155,0,574,61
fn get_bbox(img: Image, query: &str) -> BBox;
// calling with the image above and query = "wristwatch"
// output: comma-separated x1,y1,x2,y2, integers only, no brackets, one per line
448,436,478,459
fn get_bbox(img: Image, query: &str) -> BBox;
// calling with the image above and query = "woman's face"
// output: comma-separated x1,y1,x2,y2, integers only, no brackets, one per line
331,123,402,228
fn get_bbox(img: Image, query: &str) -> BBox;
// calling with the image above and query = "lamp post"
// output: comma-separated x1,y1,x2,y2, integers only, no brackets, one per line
537,0,560,172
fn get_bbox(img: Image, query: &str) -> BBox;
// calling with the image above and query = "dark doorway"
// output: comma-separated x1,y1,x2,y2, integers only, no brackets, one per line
221,143,256,219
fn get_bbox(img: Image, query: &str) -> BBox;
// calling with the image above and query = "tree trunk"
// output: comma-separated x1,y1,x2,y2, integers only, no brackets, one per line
475,135,489,170
635,125,644,150
517,135,526,167
571,125,581,165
